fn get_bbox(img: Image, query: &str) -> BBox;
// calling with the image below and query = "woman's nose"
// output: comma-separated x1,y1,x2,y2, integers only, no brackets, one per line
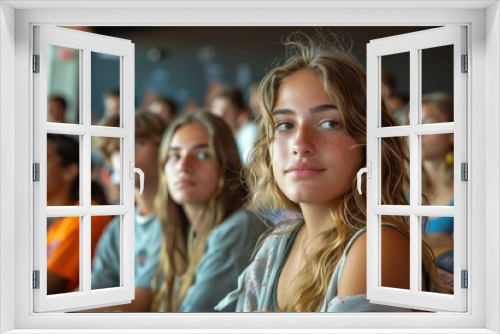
292,125,315,157
178,154,193,173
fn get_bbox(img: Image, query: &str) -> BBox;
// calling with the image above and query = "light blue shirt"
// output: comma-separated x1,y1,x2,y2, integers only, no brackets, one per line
91,210,162,289
179,209,267,312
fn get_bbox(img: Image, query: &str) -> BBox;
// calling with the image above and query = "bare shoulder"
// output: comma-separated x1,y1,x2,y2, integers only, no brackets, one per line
337,226,410,296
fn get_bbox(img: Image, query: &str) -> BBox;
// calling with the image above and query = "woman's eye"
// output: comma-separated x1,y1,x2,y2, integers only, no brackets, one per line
168,153,180,162
196,151,210,160
275,122,293,132
321,120,340,130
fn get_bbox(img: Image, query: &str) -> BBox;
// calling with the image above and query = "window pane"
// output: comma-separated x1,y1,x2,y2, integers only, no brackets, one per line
421,45,454,125
381,52,410,126
47,44,80,124
47,216,80,295
91,136,121,205
421,134,454,206
47,134,81,206
91,52,120,126
380,215,410,291
422,216,454,295
381,137,410,205
91,215,118,290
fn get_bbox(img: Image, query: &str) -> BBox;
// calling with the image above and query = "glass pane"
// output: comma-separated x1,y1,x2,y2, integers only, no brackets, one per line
91,52,121,126
380,215,410,291
47,134,80,206
47,216,80,295
91,136,121,205
47,44,80,124
421,45,454,125
91,215,118,290
422,216,454,295
380,137,410,205
421,134,454,206
381,52,410,126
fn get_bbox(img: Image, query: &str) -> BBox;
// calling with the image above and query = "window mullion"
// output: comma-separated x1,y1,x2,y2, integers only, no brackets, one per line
409,47,420,294
81,47,92,294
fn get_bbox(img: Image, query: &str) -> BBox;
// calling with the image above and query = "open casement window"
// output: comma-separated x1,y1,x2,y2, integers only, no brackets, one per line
365,26,467,312
33,26,136,312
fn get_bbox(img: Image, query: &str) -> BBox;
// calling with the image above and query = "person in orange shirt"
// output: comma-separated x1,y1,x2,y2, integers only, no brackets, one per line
46,134,111,294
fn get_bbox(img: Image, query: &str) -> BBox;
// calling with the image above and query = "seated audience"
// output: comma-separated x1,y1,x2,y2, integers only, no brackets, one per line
152,111,267,312
46,134,111,295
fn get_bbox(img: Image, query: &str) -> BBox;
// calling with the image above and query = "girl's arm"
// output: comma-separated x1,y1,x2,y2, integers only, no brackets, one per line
337,226,411,296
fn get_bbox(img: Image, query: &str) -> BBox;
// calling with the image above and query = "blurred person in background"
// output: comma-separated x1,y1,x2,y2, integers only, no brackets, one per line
103,89,121,119
381,70,409,125
48,95,68,123
209,86,257,165
149,97,178,123
87,111,168,312
152,111,266,312
420,92,455,292
46,134,111,295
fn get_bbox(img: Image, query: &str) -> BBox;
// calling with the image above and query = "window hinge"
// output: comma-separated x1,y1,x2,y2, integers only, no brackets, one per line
33,54,40,73
33,270,40,289
461,270,468,289
33,163,40,182
461,54,468,73
461,162,468,181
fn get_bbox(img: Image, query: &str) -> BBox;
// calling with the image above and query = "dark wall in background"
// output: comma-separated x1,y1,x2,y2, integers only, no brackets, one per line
90,26,453,119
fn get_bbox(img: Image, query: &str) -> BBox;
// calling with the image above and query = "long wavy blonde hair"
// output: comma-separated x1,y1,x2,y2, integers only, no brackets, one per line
152,111,248,312
247,32,445,312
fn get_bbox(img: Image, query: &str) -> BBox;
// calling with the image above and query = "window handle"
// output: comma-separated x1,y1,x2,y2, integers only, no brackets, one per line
357,162,371,195
129,162,145,195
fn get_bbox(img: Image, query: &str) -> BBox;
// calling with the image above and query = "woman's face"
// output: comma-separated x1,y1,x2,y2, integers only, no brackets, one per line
165,123,221,206
421,103,454,161
271,69,362,205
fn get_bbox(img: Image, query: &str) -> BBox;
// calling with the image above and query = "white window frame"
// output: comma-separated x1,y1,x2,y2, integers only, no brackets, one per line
365,26,467,312
1,1,499,333
33,25,136,312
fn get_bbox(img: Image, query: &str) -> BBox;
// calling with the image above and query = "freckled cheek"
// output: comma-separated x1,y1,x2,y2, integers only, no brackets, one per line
325,136,362,166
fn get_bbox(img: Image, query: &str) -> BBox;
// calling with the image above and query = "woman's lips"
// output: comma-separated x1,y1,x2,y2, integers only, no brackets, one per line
285,162,325,178
176,180,196,188
286,168,325,178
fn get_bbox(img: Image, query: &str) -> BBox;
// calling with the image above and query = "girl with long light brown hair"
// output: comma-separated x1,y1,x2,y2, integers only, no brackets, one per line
152,111,266,312
216,32,444,312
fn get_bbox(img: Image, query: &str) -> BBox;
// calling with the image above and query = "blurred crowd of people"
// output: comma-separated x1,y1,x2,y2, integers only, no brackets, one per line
45,31,456,312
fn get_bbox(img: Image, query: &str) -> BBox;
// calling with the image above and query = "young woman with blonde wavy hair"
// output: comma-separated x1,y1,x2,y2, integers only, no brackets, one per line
216,32,445,312
152,111,266,312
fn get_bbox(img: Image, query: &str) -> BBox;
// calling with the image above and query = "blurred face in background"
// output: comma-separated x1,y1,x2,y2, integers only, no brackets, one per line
165,123,220,206
48,99,66,123
210,97,240,133
134,137,160,189
150,100,176,123
421,103,454,161
46,140,78,205
104,95,120,117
